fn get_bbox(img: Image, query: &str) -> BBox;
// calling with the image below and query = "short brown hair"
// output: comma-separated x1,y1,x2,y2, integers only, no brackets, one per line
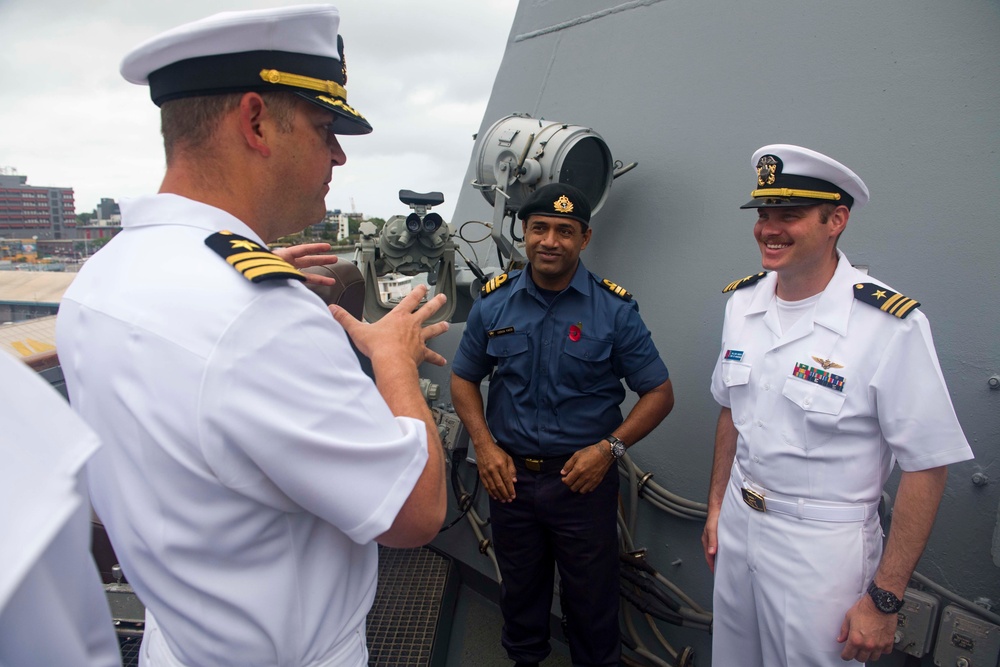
160,92,299,163
817,203,837,224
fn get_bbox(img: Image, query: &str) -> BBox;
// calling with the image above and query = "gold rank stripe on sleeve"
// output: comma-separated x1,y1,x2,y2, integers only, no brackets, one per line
853,282,921,319
601,278,633,301
227,252,306,282
722,271,767,293
481,272,510,296
205,231,306,284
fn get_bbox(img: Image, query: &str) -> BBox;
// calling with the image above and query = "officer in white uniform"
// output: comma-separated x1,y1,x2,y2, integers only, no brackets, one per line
702,144,974,665
56,6,448,667
0,350,121,667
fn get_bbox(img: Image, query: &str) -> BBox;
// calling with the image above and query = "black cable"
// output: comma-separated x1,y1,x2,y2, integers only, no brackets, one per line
457,220,492,245
438,448,481,533
620,567,681,613
620,549,657,576
619,584,684,625
509,213,523,243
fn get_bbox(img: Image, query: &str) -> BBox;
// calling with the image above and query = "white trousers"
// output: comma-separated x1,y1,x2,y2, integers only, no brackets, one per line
711,474,883,667
139,609,368,667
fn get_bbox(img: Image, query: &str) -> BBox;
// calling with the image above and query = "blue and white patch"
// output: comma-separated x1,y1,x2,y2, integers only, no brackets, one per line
724,349,744,361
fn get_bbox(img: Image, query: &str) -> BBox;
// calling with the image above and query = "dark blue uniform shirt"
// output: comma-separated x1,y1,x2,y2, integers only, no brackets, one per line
452,261,669,457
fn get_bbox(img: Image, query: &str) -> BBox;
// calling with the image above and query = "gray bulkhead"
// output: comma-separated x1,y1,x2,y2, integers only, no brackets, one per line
426,1,1000,664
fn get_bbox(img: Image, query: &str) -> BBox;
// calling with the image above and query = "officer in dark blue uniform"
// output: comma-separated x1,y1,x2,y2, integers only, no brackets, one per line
451,183,675,667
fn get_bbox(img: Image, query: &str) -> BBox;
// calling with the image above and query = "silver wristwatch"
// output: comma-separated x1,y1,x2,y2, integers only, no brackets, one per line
605,435,626,460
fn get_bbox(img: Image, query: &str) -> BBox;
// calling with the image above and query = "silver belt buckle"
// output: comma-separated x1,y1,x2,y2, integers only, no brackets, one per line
741,487,766,512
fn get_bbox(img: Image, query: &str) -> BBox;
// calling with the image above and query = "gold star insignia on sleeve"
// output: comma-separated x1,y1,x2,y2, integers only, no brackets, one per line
853,282,920,319
205,231,305,284
230,239,259,251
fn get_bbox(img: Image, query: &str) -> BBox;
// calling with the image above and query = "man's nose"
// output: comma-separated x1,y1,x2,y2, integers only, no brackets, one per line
541,229,560,245
329,135,347,166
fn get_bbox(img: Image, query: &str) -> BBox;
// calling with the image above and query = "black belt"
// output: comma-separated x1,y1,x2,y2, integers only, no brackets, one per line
509,452,573,473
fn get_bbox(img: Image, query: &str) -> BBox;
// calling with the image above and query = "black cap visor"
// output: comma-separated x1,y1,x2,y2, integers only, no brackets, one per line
740,196,835,209
293,91,371,135
148,49,372,135
738,174,854,210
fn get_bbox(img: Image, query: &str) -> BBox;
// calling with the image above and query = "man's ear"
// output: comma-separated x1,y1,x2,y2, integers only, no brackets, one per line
828,204,849,239
237,92,271,157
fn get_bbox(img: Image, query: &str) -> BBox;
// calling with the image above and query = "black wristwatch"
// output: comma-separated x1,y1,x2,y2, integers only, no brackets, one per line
867,581,904,614
605,435,626,460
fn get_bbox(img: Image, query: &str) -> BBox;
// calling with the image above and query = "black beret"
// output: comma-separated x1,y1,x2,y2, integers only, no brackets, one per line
517,183,591,228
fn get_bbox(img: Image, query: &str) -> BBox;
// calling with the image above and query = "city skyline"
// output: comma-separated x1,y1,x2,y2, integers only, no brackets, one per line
0,1,517,224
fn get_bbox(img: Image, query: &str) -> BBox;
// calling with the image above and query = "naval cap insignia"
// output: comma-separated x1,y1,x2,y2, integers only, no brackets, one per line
756,154,781,187
811,356,844,370
338,35,348,85
553,195,574,214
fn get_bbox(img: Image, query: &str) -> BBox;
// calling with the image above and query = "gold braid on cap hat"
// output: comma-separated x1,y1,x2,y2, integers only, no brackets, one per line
259,69,347,100
750,187,841,201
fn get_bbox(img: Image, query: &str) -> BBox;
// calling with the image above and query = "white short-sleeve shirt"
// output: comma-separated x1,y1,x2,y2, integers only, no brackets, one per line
0,351,121,667
710,251,973,503
56,194,428,667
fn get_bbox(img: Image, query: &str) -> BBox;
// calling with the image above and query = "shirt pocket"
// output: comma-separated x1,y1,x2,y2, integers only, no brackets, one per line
720,361,752,425
487,332,531,387
720,361,752,388
781,375,848,450
561,335,613,391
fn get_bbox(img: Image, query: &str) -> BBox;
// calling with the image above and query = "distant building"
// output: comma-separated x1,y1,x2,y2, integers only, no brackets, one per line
0,172,76,240
76,197,122,244
306,209,363,242
94,197,120,222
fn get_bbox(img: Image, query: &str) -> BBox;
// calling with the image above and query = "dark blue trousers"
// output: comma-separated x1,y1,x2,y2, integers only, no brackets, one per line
490,463,620,666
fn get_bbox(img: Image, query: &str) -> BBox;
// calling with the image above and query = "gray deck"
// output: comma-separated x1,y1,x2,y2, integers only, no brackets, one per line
111,545,572,667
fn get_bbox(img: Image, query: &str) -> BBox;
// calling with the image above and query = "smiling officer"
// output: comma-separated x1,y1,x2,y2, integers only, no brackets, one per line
703,144,974,666
451,182,674,667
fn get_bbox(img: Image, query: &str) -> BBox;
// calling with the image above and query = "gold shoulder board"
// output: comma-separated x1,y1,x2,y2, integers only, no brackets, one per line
601,278,633,301
205,231,306,284
481,272,511,296
722,271,767,293
853,282,920,319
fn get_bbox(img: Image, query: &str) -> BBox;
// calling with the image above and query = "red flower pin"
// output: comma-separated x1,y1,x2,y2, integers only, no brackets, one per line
568,323,582,342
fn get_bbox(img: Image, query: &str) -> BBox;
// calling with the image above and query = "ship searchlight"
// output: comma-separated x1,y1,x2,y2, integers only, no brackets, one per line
472,113,614,217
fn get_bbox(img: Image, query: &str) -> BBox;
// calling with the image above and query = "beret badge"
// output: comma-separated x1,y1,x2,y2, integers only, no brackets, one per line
553,195,575,214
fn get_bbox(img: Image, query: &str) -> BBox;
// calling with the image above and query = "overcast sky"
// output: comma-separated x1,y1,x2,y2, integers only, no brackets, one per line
0,0,517,222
